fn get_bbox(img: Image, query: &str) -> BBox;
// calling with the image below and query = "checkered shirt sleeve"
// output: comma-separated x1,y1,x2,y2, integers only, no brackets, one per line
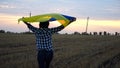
50,25,64,34
26,23,37,32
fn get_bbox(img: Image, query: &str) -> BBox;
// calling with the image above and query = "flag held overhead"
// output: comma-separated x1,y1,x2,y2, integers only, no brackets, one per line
18,13,76,27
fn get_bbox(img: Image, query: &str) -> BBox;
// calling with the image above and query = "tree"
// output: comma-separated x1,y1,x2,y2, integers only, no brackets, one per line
0,30,5,33
74,32,80,35
93,32,97,35
99,32,102,35
104,31,107,35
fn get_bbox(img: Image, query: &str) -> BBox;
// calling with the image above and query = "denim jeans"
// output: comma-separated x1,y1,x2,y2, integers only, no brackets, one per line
37,50,53,68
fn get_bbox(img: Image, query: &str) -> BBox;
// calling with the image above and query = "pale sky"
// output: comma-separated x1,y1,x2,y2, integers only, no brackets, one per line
0,0,120,34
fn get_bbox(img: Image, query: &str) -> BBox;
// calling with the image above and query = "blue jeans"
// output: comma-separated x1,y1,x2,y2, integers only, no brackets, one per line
37,50,53,68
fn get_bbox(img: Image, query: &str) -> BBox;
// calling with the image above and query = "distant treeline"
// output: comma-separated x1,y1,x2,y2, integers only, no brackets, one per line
0,30,33,34
0,29,120,36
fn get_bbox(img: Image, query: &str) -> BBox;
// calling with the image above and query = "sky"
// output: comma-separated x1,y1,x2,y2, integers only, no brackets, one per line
0,0,120,34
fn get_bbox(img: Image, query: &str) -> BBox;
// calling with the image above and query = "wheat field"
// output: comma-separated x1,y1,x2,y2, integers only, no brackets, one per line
0,33,120,68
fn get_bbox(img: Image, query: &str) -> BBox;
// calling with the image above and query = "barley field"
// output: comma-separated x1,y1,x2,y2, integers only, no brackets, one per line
0,33,120,68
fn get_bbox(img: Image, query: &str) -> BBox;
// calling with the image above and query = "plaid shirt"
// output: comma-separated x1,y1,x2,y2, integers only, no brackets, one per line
26,24,64,51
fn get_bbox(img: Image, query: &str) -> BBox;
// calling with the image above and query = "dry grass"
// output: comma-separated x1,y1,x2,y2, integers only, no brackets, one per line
0,33,120,68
